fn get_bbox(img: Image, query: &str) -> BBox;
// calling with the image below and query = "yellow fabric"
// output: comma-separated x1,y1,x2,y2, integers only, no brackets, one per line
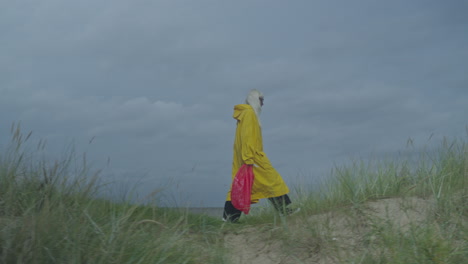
226,104,289,203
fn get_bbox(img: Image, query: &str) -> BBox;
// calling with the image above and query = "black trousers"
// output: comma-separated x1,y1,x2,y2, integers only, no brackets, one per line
223,194,292,222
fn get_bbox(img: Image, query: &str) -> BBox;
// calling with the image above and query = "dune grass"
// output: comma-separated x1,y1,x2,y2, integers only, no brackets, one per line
237,135,467,263
0,124,227,264
1,123,466,263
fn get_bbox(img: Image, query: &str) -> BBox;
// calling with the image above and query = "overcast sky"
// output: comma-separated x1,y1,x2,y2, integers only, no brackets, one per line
1,0,467,207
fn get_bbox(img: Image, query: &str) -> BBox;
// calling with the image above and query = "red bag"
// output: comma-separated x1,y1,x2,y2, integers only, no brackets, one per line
231,164,255,214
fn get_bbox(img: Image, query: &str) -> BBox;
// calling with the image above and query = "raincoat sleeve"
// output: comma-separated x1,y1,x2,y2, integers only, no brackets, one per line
239,110,259,165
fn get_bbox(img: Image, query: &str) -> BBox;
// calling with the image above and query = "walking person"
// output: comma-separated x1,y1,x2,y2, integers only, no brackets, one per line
223,89,298,222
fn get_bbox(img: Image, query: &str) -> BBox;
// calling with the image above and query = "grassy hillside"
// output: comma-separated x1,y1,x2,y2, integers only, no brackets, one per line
1,125,466,263
0,125,228,263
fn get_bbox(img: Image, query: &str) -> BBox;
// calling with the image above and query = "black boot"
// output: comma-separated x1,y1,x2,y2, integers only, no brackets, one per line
222,201,242,223
268,194,292,215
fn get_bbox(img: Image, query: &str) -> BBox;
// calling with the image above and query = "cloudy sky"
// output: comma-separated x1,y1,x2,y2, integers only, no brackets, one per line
1,0,467,207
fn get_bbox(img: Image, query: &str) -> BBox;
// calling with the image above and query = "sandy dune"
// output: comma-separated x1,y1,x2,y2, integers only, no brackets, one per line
223,197,443,264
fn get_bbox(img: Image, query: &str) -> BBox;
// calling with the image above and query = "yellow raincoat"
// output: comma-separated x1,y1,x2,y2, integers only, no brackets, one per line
226,104,289,203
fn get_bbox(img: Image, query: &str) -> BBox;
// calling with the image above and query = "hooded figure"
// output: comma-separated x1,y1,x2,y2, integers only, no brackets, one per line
223,89,296,222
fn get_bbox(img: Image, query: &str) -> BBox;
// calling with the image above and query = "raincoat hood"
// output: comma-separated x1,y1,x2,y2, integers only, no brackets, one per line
233,104,254,121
